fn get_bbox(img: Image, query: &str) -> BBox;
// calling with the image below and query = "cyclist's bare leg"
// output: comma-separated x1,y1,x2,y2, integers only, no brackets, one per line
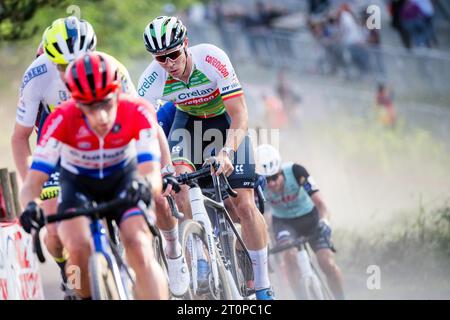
229,189,268,249
173,163,194,219
120,215,169,299
229,188,271,291
154,194,182,258
57,217,92,298
316,248,345,299
41,198,64,259
282,248,303,295
224,198,240,222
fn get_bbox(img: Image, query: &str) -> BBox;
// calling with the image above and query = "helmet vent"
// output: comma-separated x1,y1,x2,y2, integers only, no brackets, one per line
79,35,86,50
53,42,62,54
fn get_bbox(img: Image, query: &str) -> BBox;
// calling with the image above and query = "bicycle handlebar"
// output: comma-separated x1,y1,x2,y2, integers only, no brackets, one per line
175,157,238,198
268,237,308,255
32,197,130,264
45,197,128,224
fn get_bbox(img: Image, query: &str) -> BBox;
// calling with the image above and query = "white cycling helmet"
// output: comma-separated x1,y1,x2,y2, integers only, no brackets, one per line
143,16,187,54
255,144,281,177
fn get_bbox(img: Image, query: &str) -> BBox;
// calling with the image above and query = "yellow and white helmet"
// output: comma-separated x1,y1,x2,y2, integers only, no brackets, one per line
42,16,97,65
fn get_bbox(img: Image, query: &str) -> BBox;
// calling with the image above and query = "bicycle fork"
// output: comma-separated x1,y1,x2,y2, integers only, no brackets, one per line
189,186,246,300
189,187,221,294
91,220,129,300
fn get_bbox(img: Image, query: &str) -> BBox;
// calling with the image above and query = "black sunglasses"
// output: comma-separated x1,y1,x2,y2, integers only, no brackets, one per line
266,172,281,183
154,47,184,63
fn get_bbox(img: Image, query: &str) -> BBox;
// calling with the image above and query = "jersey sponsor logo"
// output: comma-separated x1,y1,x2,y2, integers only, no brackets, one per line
221,82,241,93
138,71,158,96
59,90,70,102
270,193,299,205
78,149,126,162
110,138,125,146
16,100,27,122
76,126,90,139
205,55,229,78
112,123,122,133
77,141,92,149
21,64,48,89
305,176,318,192
171,145,182,155
235,164,244,174
178,88,214,100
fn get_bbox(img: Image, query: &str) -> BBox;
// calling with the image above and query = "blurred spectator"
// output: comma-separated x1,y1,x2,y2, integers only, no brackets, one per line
374,82,397,128
276,68,302,123
320,14,347,76
361,8,385,78
309,0,331,14
336,3,371,77
242,1,288,62
210,1,245,60
400,0,432,48
263,93,288,129
411,0,438,47
186,2,207,44
390,0,411,48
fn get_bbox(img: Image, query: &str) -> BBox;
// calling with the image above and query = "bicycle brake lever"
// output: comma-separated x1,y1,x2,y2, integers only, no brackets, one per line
219,173,238,198
32,228,46,263
203,157,219,170
166,194,184,220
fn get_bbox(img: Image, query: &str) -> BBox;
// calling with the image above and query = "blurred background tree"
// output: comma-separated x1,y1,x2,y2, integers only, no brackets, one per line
0,0,197,61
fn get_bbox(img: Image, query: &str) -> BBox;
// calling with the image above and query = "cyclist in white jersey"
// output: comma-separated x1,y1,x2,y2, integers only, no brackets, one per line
138,16,274,300
11,16,185,298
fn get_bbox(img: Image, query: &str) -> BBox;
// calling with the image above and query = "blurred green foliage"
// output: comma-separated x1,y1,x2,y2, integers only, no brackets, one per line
0,0,197,61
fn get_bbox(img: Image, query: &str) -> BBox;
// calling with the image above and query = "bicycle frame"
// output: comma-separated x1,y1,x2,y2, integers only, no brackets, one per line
90,216,131,300
176,164,255,300
37,198,138,300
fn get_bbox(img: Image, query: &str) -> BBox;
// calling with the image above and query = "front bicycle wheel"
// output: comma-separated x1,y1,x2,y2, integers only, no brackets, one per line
179,219,232,300
89,252,122,300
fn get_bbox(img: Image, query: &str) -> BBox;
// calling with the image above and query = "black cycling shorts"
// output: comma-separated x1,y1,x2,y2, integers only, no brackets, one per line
57,163,143,226
168,110,255,190
272,208,335,252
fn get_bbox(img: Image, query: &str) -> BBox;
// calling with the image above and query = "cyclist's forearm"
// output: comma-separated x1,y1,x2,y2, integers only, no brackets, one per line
19,171,47,209
157,125,171,167
225,116,247,150
223,95,248,151
311,192,331,221
146,169,162,197
315,201,331,221
138,162,163,197
11,132,33,182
